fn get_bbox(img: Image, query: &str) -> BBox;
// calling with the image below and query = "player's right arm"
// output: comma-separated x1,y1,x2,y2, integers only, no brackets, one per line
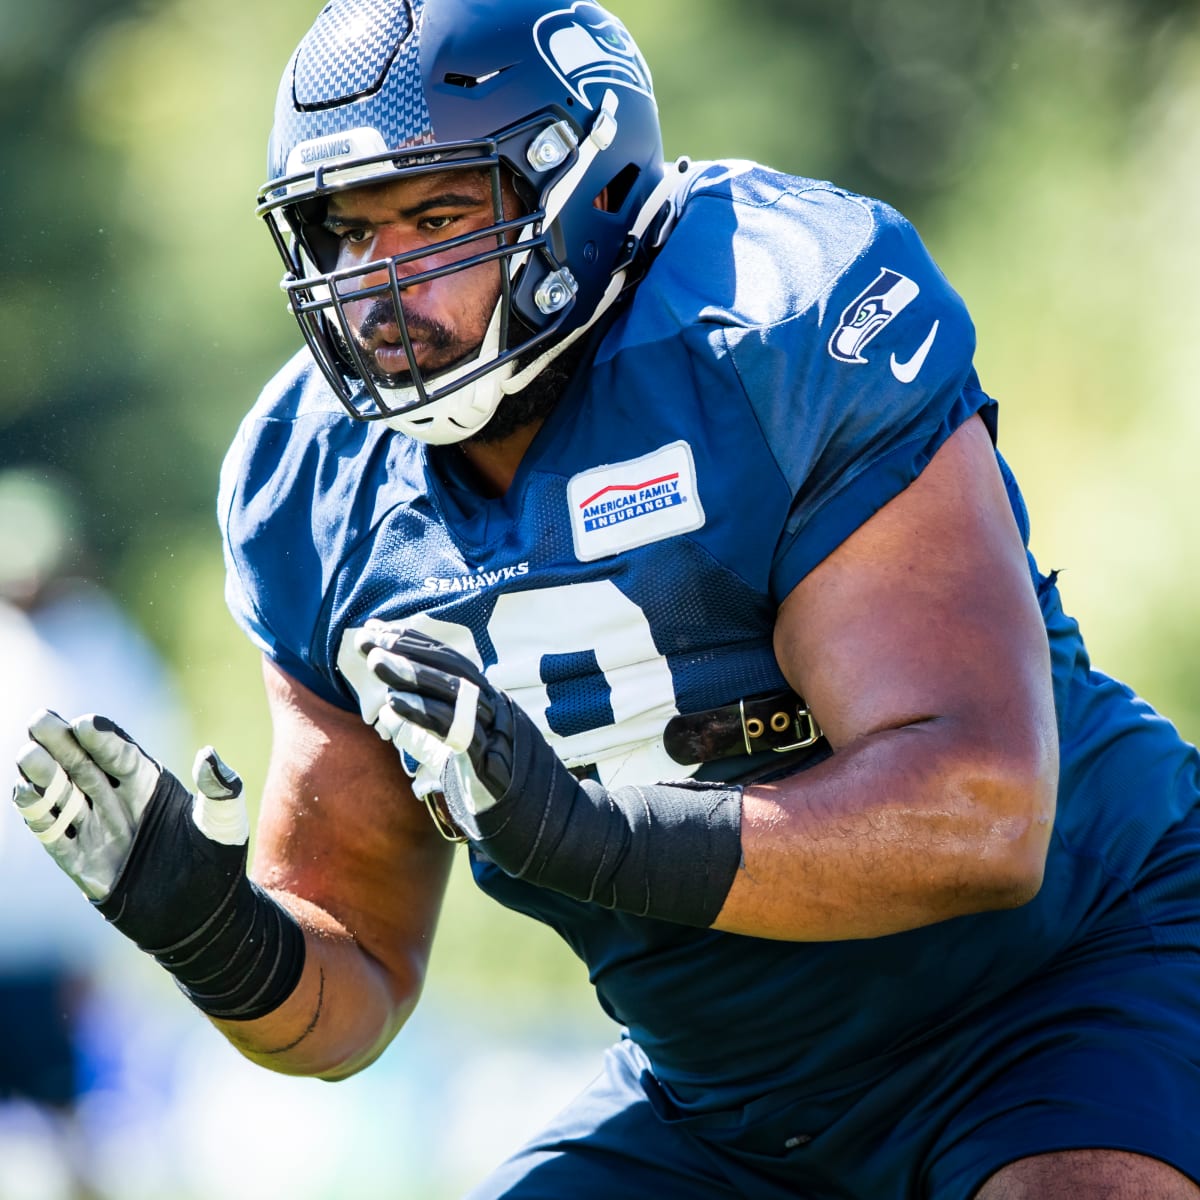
11,654,454,1083
218,657,455,1079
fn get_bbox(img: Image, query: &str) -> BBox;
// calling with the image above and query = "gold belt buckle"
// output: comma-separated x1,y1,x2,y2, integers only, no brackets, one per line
739,698,822,755
421,764,594,842
422,790,468,844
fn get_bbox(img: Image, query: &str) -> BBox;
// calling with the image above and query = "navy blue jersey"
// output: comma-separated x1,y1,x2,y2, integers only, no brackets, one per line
219,162,1200,1110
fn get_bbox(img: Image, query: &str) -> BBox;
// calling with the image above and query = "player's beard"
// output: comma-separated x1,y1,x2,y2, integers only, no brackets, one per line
464,337,589,445
350,295,588,445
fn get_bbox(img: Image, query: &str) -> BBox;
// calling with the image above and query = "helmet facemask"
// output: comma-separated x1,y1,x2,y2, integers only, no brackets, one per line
260,136,569,443
258,0,670,445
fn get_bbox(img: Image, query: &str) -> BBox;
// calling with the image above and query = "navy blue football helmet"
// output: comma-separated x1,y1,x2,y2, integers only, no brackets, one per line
257,0,668,443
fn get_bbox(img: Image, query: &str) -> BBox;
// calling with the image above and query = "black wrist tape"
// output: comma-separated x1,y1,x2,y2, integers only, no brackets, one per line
95,769,305,1021
448,701,743,927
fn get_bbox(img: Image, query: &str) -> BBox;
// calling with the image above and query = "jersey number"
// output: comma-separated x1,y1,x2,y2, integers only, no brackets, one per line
337,580,691,785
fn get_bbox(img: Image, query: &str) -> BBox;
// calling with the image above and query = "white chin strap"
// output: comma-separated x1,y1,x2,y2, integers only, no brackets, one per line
381,155,694,446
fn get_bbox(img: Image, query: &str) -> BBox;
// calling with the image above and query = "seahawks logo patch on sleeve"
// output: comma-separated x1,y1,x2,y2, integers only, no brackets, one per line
828,268,919,365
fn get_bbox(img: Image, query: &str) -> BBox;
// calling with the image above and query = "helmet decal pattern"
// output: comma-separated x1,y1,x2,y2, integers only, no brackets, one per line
271,0,433,177
533,2,654,111
294,0,415,106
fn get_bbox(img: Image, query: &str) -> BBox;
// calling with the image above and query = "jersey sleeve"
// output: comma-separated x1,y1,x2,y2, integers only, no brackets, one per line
723,187,995,601
216,366,355,710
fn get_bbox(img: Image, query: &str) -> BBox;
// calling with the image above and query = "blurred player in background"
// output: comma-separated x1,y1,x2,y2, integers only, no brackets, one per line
11,2,1200,1197
0,467,187,1199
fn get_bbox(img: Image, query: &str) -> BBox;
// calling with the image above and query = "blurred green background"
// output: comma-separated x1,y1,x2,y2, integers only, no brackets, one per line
2,0,1199,1194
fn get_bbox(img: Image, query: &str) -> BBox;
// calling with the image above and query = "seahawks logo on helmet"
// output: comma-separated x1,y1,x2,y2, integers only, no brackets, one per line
534,2,655,111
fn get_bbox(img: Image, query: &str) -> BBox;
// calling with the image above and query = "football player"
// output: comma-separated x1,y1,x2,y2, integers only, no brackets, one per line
13,2,1200,1196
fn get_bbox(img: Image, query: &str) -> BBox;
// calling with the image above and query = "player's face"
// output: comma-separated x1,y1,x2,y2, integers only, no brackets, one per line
322,168,520,386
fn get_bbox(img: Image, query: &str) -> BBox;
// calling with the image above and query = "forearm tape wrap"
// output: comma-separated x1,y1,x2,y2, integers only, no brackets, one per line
447,703,744,927
94,770,305,1021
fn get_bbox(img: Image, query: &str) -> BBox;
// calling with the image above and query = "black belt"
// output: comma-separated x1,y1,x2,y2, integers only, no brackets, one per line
421,688,822,843
663,689,822,766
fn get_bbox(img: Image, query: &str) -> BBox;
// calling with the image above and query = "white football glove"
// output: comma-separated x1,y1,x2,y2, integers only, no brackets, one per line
352,626,745,928
11,710,304,1020
352,623,458,803
12,710,246,901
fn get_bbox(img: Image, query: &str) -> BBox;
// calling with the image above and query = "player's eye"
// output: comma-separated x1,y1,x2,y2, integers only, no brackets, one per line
419,213,457,233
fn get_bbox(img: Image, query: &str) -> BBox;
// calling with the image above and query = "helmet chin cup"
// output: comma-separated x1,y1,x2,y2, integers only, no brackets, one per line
258,0,667,440
379,372,509,444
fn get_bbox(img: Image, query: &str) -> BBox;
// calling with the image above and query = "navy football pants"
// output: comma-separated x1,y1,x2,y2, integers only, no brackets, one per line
467,813,1200,1199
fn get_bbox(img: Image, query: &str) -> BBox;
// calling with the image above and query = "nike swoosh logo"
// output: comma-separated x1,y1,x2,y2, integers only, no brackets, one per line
890,320,940,383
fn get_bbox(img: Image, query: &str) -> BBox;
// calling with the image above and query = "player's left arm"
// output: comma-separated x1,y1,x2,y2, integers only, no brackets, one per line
715,411,1058,939
356,414,1056,940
